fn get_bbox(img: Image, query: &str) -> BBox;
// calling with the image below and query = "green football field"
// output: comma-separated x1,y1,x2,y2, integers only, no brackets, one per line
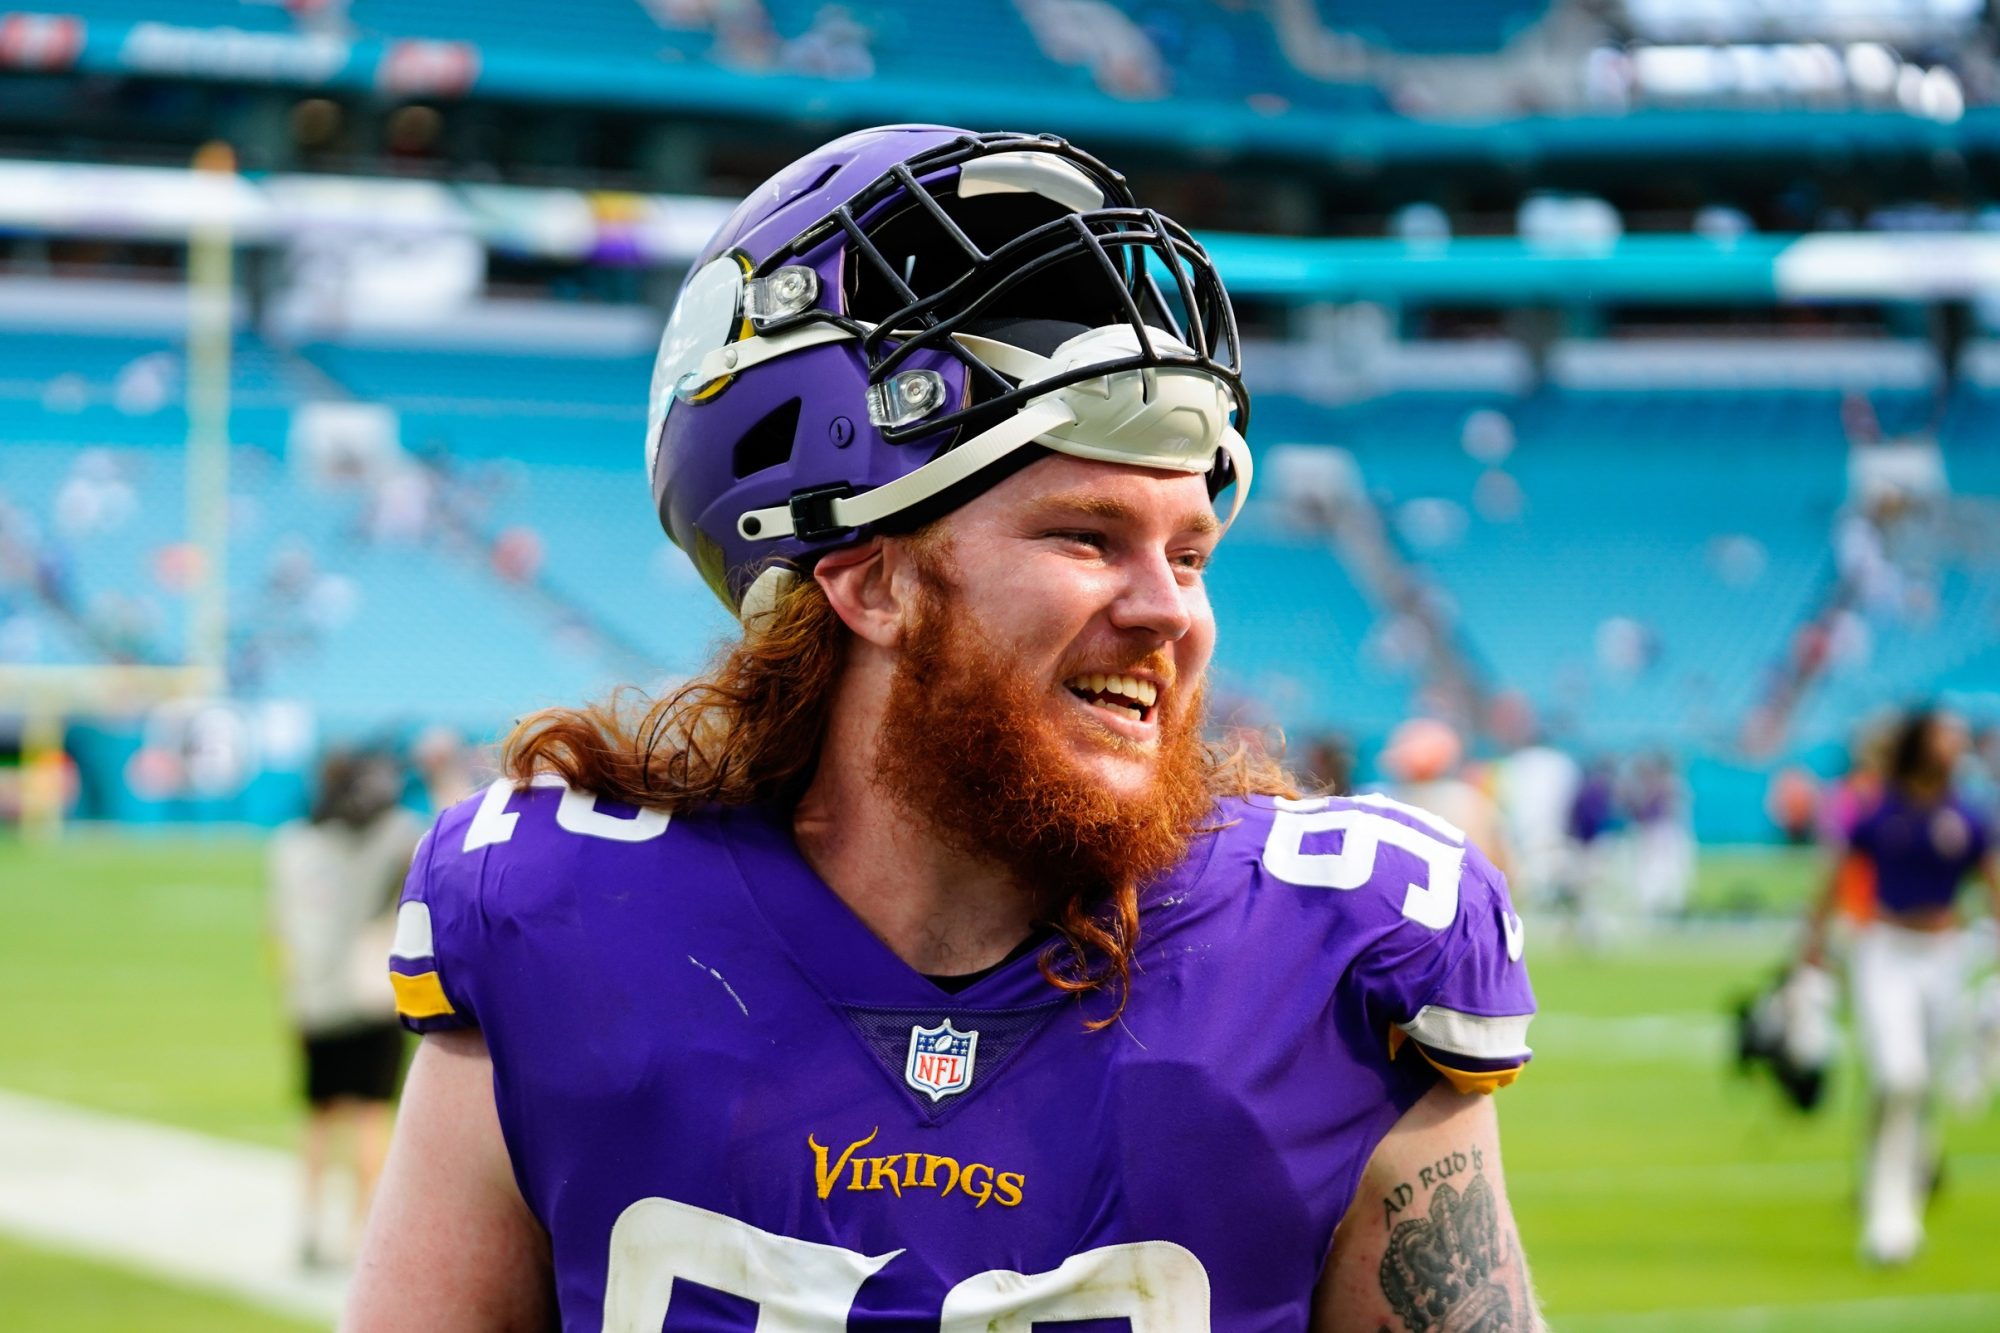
3,832,1998,1330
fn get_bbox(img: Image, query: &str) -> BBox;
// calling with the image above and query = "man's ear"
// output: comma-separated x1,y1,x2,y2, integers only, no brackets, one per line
814,539,902,647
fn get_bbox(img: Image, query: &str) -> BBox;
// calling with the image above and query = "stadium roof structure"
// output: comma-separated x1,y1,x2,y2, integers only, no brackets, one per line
4,6,1999,169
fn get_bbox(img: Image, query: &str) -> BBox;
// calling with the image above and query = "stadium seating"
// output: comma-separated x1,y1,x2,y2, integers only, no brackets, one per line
49,0,1390,117
346,0,701,61
0,325,711,731
1311,0,1550,54
1250,385,1932,751
8,318,1998,806
54,0,294,32
1206,516,1414,740
296,340,736,674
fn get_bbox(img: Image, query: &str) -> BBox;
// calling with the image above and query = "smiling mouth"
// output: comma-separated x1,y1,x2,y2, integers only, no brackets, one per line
1062,672,1159,724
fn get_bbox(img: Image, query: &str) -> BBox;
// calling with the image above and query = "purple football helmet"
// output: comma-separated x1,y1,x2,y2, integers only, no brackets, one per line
646,124,1252,616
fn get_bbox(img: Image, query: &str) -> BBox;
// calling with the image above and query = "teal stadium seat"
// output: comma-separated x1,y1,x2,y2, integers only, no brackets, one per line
1311,0,1549,54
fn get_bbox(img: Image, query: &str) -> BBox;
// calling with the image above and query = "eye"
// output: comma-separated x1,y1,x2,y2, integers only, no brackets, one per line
1046,529,1108,553
1172,548,1211,573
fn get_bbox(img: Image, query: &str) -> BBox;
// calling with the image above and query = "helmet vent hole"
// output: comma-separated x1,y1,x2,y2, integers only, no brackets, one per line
732,397,802,479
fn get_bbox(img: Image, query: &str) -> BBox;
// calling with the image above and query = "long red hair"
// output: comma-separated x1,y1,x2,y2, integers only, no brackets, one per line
503,571,1298,1013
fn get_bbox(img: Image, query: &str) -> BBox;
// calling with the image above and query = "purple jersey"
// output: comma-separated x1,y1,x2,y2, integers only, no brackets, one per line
1849,793,1992,915
388,780,1534,1330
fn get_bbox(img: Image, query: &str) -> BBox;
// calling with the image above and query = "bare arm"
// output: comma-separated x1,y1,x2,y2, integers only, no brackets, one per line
342,1029,555,1333
1313,1080,1542,1333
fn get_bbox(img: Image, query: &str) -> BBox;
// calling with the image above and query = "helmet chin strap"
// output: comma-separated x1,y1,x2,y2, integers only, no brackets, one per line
677,321,854,402
735,397,1079,541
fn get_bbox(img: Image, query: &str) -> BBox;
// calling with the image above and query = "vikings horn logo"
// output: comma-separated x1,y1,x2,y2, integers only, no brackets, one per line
905,1019,979,1102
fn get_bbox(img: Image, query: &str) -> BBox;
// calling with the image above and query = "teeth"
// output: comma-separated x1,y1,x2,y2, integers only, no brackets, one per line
1063,672,1160,717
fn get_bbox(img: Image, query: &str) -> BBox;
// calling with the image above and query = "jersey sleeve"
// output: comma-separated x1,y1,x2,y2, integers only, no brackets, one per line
387,804,481,1034
1845,807,1881,860
1352,836,1536,1096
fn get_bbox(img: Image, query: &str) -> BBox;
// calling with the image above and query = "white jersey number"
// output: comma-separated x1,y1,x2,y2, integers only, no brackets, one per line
462,775,671,851
1260,794,1465,930
602,1196,1210,1331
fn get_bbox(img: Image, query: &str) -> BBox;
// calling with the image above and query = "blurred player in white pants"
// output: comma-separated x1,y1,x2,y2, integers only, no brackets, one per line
1802,708,2000,1265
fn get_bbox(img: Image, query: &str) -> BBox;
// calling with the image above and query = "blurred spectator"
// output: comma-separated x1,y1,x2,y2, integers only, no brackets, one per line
1018,0,1168,99
55,449,138,540
1298,732,1353,796
643,0,780,65
1379,717,1514,881
266,748,423,1268
1560,757,1621,943
1626,752,1694,917
112,351,177,415
1967,724,2000,826
1500,740,1580,907
1472,467,1525,523
1821,716,1896,928
1594,615,1658,680
1569,758,1618,844
781,5,874,80
1459,408,1515,466
364,463,438,544
491,526,546,584
284,0,352,36
1765,765,1820,846
411,724,478,810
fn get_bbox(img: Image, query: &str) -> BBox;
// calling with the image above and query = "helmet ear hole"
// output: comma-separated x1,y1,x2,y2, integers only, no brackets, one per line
732,398,803,479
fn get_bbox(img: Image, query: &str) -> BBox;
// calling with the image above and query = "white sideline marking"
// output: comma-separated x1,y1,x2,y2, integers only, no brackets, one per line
1516,1151,2000,1194
1530,1012,1730,1063
1563,1289,2000,1330
0,1089,343,1324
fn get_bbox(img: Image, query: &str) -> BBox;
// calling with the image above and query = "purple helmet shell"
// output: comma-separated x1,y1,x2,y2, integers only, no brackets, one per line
646,125,1248,614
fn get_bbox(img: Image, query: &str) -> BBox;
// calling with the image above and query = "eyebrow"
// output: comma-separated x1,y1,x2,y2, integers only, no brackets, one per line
1036,490,1222,538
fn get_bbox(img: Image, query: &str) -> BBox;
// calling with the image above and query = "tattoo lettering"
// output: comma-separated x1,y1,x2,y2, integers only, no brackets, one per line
1417,1150,1469,1192
1378,1168,1519,1332
1384,1147,1487,1229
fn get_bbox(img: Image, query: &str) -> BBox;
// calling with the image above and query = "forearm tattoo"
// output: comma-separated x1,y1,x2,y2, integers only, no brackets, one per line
1375,1145,1528,1332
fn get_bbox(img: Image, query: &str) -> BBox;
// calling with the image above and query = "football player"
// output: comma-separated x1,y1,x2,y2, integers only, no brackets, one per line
1802,707,2000,1265
346,126,1541,1331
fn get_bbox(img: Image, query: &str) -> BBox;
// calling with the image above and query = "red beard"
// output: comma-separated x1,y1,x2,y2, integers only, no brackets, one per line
872,566,1215,987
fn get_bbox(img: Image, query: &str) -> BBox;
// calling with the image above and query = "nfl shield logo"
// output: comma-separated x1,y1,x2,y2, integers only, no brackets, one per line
904,1019,979,1102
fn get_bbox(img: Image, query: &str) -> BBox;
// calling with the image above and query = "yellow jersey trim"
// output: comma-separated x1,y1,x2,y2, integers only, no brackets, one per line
1416,1048,1522,1096
1388,1025,1524,1095
391,970,456,1020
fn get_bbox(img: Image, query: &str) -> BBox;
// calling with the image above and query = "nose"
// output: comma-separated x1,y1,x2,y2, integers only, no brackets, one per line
1108,548,1194,643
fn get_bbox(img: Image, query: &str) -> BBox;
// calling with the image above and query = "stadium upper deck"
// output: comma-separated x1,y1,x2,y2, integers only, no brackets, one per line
4,0,1995,179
